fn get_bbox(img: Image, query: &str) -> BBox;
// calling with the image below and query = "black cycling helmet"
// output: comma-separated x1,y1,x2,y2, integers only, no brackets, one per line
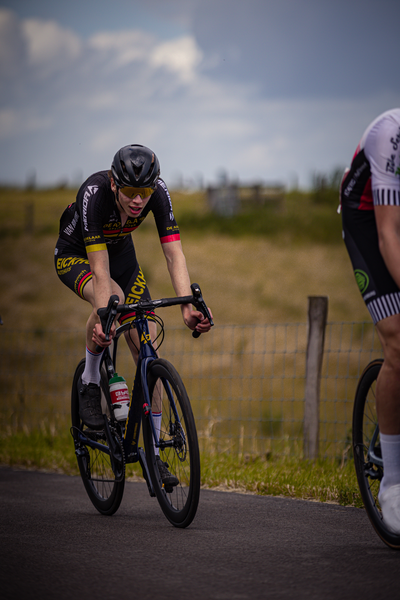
111,144,160,188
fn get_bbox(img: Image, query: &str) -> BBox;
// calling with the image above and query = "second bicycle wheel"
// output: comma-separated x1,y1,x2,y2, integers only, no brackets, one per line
353,358,400,549
142,358,200,528
71,359,125,516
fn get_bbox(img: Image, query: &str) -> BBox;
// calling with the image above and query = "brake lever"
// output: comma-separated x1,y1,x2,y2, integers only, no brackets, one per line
97,294,120,341
190,283,214,338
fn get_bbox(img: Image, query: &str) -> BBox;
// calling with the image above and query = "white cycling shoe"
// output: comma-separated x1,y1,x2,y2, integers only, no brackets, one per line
379,484,400,534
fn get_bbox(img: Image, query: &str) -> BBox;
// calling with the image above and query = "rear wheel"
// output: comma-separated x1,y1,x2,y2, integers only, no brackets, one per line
353,359,400,549
71,359,125,516
142,358,200,528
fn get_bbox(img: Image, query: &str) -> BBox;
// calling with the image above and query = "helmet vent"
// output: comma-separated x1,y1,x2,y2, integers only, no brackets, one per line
120,160,128,176
132,161,143,180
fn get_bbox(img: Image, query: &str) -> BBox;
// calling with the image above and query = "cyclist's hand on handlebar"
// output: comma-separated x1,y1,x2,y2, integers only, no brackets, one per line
92,321,116,347
184,308,213,335
95,294,120,347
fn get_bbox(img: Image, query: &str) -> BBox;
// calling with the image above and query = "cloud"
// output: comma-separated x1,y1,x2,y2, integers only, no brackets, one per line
0,9,212,183
0,10,204,128
23,18,82,71
89,29,154,68
0,5,399,188
0,107,53,139
0,8,27,79
150,36,203,82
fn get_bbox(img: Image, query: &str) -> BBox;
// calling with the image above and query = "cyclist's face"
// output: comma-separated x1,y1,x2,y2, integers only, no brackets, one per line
111,179,151,218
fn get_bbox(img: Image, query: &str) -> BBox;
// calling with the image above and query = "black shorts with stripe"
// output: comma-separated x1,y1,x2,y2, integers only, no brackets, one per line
341,205,400,324
54,237,151,324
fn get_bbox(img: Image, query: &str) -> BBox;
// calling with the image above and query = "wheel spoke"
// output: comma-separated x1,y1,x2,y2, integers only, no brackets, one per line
71,360,125,516
143,359,200,527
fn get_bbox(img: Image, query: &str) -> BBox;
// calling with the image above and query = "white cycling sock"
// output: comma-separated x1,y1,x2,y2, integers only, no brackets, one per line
153,412,162,457
380,433,400,495
82,347,104,386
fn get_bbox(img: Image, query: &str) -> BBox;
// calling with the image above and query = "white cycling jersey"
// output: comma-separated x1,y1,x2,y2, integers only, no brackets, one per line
341,108,400,210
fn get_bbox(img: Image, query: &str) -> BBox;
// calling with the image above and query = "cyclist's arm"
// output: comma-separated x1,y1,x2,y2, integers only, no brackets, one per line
161,240,212,333
375,204,400,288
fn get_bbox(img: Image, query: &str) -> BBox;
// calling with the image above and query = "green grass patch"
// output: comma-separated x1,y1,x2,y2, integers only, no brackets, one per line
201,452,362,507
0,428,362,507
0,426,78,474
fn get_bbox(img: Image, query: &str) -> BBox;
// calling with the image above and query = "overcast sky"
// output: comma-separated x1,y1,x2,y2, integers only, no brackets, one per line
0,0,399,189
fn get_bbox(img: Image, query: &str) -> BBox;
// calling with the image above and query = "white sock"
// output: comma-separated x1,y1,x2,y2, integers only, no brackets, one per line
82,347,104,385
380,433,400,495
153,412,162,457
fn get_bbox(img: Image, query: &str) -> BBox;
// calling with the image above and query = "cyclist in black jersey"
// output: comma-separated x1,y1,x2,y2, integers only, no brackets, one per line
55,145,212,449
340,109,400,533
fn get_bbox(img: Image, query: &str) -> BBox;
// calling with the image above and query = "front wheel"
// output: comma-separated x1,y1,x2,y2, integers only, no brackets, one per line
71,359,125,516
142,358,200,528
353,358,400,549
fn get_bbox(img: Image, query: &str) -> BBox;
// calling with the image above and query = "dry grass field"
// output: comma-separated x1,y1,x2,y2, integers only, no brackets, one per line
0,186,379,460
0,186,371,331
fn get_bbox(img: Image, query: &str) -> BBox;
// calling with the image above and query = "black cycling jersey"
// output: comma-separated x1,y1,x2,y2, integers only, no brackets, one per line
55,170,180,307
58,171,180,255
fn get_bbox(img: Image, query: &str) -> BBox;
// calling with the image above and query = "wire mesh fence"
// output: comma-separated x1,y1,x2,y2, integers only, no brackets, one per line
0,321,382,458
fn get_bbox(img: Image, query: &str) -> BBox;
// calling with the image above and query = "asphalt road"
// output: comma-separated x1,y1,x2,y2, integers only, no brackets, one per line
0,467,399,599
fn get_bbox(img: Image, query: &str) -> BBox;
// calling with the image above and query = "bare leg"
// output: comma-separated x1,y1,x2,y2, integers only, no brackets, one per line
83,279,125,352
376,314,400,435
81,279,124,386
375,315,400,533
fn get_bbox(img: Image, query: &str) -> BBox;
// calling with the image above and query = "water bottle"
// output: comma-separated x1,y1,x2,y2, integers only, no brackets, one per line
109,373,130,421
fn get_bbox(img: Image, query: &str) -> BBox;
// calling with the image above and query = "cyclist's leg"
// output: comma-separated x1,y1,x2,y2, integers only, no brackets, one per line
115,255,158,365
115,254,173,476
81,278,124,353
375,315,400,435
375,317,400,528
342,206,400,532
117,262,164,452
55,245,123,427
109,244,167,462
121,319,158,365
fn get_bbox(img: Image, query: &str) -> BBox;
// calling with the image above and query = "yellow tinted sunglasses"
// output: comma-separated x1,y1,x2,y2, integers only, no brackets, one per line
119,186,156,199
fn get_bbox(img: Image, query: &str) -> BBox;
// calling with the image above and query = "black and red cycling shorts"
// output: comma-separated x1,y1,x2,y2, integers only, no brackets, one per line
54,238,151,325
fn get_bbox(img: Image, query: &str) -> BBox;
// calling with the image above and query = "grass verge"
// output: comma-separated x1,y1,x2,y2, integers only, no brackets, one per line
0,427,362,508
201,453,362,507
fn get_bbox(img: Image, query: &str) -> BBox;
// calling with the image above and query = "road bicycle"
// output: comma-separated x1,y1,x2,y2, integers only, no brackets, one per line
70,283,213,528
353,358,400,549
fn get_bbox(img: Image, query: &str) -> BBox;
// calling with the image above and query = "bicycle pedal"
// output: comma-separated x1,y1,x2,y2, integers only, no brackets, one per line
163,484,174,494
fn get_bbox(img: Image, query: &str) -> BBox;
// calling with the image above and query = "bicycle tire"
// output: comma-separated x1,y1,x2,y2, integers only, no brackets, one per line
71,359,125,516
353,358,400,549
142,358,200,528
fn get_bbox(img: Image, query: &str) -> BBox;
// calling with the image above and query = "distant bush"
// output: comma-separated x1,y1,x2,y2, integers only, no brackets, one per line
311,167,345,206
178,189,343,245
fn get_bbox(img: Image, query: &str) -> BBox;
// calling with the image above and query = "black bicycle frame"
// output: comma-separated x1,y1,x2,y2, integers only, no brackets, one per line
79,313,182,465
120,314,158,463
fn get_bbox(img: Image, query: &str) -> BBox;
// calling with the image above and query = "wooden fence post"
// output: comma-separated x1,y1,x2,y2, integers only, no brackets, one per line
304,296,328,460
